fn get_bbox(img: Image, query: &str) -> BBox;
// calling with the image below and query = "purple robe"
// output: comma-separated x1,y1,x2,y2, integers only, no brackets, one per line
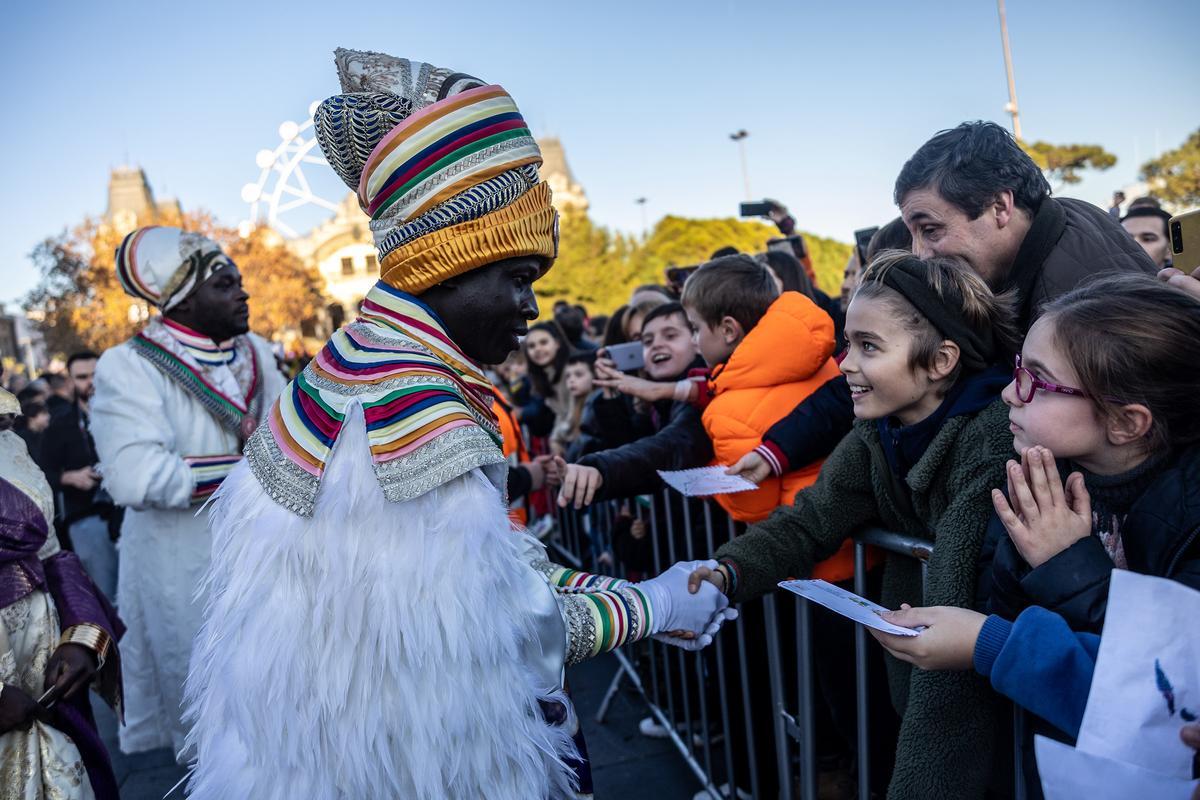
1,476,124,800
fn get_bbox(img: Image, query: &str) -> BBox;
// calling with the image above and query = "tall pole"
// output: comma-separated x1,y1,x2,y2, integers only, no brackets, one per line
730,130,751,200
634,197,648,239
997,0,1022,140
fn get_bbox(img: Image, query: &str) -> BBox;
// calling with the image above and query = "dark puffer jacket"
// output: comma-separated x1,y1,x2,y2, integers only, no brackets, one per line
715,399,1013,800
989,443,1200,632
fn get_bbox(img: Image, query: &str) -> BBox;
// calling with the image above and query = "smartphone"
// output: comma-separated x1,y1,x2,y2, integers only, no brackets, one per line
854,226,880,266
739,201,773,217
1169,209,1200,274
767,234,808,260
606,341,645,372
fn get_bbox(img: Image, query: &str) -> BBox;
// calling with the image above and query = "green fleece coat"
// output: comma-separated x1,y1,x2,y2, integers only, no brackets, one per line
715,398,1011,800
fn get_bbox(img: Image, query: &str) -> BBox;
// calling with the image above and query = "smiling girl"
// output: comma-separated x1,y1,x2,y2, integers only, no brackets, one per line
689,251,1021,798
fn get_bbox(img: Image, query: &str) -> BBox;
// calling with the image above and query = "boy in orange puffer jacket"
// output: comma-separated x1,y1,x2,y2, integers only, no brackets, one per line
681,254,856,583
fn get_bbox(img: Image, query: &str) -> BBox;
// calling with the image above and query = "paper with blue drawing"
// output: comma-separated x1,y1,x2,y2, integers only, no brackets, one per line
657,466,758,497
1036,570,1200,799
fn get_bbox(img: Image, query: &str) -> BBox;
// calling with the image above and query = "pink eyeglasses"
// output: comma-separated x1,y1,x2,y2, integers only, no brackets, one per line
1012,354,1119,404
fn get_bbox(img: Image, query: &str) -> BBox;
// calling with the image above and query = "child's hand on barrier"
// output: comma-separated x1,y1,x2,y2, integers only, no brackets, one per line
870,604,987,671
557,462,604,509
725,450,771,484
991,446,1091,569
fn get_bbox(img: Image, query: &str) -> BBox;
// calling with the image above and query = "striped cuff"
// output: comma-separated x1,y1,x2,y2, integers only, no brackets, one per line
185,455,242,503
563,586,653,665
754,441,788,477
547,564,630,592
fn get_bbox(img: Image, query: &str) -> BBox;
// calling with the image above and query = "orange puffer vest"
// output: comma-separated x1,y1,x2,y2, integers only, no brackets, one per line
703,291,855,582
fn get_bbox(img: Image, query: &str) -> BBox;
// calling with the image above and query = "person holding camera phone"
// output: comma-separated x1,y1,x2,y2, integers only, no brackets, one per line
556,302,711,507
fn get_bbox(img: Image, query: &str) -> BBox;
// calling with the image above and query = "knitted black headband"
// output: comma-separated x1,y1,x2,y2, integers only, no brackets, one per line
872,257,996,372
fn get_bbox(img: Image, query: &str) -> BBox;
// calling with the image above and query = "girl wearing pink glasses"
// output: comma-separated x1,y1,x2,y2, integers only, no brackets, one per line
983,272,1200,631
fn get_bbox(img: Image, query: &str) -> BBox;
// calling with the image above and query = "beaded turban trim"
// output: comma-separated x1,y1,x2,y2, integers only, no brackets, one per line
313,49,557,295
115,226,233,311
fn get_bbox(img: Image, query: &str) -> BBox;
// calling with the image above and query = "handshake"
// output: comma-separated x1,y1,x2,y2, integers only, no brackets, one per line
636,560,739,651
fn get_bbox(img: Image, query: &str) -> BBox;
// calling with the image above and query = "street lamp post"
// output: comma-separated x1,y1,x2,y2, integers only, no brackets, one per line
996,0,1022,140
634,197,648,239
729,130,751,200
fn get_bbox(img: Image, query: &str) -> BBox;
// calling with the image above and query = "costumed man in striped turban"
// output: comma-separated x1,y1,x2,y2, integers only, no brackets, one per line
183,48,735,800
89,227,287,759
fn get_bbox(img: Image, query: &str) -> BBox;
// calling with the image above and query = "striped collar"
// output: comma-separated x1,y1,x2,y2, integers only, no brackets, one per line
244,281,505,517
161,318,237,367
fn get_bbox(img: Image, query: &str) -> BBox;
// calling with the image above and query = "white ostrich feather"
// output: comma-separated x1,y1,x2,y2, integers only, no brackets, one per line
182,403,578,799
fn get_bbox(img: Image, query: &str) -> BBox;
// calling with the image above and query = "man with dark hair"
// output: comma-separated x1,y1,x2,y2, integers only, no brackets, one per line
42,371,74,418
42,351,116,600
553,301,596,351
729,121,1155,489
894,120,1155,330
1121,205,1173,268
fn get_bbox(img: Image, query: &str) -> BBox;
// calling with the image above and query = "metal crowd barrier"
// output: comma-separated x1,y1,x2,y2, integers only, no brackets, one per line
537,490,1029,800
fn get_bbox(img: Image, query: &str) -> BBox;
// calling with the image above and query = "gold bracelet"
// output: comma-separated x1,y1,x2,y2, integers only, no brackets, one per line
58,624,111,670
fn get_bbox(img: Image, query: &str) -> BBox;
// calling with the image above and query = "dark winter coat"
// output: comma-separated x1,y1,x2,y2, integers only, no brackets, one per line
715,399,1013,800
1004,196,1157,331
989,443,1200,633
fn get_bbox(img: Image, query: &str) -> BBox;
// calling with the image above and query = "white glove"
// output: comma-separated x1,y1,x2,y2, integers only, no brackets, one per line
637,560,731,638
653,605,740,651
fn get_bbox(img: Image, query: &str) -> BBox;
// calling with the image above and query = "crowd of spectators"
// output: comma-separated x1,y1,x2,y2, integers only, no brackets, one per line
485,121,1200,799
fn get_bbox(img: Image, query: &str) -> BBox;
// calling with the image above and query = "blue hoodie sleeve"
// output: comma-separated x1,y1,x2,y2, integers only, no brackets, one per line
973,606,1101,739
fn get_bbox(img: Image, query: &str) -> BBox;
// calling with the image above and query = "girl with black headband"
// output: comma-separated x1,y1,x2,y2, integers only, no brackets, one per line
690,251,1020,798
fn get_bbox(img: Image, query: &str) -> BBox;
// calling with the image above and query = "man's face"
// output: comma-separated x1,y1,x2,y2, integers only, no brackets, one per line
68,358,97,403
1122,216,1170,268
900,188,1013,287
839,252,861,311
432,256,542,365
180,264,251,342
641,311,698,380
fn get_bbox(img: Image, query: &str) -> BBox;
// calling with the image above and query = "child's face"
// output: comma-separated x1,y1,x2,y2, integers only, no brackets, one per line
1002,316,1111,463
641,312,698,380
684,304,738,368
840,295,944,425
563,363,594,398
524,329,559,367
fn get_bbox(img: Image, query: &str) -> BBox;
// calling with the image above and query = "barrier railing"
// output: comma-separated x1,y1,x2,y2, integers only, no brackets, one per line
538,489,1029,800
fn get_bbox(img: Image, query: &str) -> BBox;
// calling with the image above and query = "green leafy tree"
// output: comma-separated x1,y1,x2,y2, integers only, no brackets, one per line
1140,128,1200,208
1020,140,1117,188
538,214,853,315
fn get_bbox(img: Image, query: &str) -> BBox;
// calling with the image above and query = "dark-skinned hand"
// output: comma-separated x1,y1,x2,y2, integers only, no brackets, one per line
0,684,47,734
43,642,98,703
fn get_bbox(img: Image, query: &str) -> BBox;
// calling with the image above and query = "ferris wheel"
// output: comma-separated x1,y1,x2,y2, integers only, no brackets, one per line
240,101,342,238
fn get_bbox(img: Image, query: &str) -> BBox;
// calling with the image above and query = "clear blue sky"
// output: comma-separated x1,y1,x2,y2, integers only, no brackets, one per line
2,0,1197,307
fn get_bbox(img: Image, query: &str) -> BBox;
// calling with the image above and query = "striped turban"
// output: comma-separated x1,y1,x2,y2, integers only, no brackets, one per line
313,49,558,295
115,226,234,311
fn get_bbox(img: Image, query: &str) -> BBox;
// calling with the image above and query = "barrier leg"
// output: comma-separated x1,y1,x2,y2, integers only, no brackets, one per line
763,593,795,800
853,543,871,800
796,598,818,800
706,505,739,794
